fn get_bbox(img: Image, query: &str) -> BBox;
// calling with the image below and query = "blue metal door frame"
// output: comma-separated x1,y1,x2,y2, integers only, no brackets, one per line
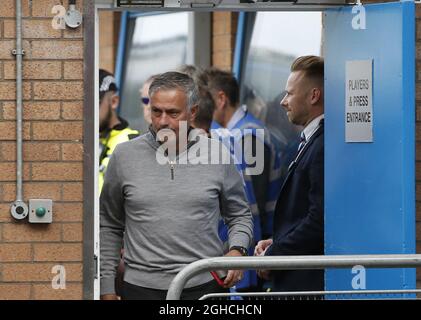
324,1,415,293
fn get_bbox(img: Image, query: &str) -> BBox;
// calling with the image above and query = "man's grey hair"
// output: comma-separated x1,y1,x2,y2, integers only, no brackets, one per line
148,71,199,111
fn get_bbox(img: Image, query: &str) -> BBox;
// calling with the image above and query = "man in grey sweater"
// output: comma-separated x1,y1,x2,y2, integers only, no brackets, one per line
100,72,253,300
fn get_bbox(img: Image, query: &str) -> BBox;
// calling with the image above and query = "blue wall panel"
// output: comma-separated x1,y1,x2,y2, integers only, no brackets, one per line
324,1,415,291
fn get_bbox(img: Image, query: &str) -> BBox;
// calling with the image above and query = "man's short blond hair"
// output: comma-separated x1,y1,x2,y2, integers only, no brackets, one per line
291,55,324,85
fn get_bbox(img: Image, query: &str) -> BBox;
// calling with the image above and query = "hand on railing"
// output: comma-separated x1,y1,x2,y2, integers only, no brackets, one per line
222,249,245,288
254,239,273,280
254,239,273,256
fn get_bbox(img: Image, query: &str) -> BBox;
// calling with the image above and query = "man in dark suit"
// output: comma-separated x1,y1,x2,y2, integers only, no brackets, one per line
254,55,324,292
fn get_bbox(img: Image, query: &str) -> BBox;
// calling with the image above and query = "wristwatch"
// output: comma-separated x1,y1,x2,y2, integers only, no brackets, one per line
230,246,248,256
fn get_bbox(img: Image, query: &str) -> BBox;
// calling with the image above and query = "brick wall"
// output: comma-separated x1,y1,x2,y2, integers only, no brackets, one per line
212,12,238,71
0,0,84,300
1,1,417,300
98,11,120,73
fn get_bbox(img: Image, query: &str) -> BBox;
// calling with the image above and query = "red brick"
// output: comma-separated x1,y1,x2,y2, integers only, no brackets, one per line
417,162,421,181
213,34,235,52
24,142,62,161
0,183,16,202
3,223,61,242
212,52,233,71
33,243,82,262
3,19,61,39
32,0,84,18
0,0,31,18
64,26,84,39
54,203,83,222
213,20,231,36
0,203,14,222
417,202,421,222
213,12,235,22
0,284,31,300
32,121,83,141
63,61,83,80
418,20,421,40
0,81,32,100
31,40,83,59
1,142,60,161
62,143,83,161
0,122,31,141
61,183,82,202
417,43,421,65
0,40,31,60
62,223,83,242
4,61,62,80
34,81,83,100
0,244,31,262
0,40,15,60
32,163,83,181
26,182,63,201
0,182,62,202
62,101,83,120
3,101,61,120
417,3,421,19
0,162,31,181
417,184,421,201
2,263,82,282
32,283,83,300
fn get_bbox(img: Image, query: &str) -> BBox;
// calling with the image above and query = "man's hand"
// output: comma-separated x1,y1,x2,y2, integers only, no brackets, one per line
254,239,273,280
254,239,273,256
257,269,271,280
100,294,120,300
223,249,245,288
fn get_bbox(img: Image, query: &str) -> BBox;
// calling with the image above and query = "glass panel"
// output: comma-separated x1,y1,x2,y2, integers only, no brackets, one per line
241,12,322,145
119,12,189,133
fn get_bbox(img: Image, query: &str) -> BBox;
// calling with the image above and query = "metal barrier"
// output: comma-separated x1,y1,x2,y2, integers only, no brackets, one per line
166,254,421,300
198,289,421,300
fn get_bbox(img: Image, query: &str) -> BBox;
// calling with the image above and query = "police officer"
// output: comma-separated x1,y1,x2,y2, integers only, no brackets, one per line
99,69,139,298
99,69,139,193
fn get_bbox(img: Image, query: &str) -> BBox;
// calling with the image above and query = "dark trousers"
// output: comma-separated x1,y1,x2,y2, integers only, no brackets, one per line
122,280,229,300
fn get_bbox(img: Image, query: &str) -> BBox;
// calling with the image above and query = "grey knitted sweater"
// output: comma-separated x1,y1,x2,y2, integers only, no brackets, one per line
100,130,253,294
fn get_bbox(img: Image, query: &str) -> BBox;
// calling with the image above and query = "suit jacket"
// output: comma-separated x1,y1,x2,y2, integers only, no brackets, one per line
265,122,324,292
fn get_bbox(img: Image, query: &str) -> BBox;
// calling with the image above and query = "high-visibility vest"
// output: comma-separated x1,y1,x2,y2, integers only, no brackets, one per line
99,125,139,193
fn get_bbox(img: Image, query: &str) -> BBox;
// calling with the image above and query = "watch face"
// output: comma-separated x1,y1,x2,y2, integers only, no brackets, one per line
232,247,248,256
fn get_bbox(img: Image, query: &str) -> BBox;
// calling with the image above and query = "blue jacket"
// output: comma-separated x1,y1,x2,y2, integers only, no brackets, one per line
265,122,324,292
211,110,284,289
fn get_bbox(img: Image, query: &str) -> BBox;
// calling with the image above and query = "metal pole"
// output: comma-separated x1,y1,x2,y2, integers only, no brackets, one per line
166,254,421,300
10,0,29,220
199,289,421,300
16,0,23,202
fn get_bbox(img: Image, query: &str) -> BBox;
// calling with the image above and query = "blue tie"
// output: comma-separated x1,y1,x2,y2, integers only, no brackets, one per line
298,132,306,153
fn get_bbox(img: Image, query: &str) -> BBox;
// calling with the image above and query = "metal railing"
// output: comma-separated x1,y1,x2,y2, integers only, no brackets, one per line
166,254,421,300
198,289,421,300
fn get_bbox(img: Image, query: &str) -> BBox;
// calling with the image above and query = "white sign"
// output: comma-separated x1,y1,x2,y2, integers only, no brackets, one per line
345,60,373,142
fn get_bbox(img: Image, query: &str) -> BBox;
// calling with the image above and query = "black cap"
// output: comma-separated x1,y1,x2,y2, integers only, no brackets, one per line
99,69,118,98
